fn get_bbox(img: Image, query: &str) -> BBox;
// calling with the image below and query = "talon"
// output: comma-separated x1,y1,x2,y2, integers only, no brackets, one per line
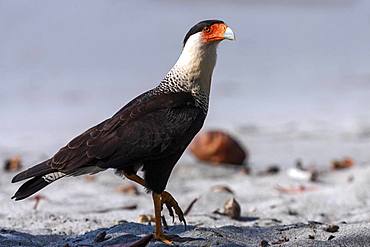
165,203,175,223
161,191,186,226
181,216,187,230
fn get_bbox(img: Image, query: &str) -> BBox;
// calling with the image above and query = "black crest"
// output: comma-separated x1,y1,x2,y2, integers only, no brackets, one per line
183,19,224,46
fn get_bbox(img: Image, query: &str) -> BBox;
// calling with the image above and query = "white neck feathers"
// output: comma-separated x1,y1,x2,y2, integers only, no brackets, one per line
164,33,219,97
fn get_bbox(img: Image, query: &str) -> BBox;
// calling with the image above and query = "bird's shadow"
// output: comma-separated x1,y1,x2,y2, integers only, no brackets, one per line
236,216,260,222
70,221,204,246
1,221,355,247
0,222,203,247
163,224,204,243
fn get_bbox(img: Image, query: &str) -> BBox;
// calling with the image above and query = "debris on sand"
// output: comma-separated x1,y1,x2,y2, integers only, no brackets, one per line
239,166,251,175
287,209,299,216
287,168,318,182
260,239,270,246
257,165,280,176
324,224,339,233
88,205,137,214
224,197,241,219
275,185,316,194
214,197,241,220
332,158,354,170
184,198,199,216
84,175,96,182
137,214,155,224
4,156,22,172
95,231,110,242
287,159,319,181
116,184,140,195
271,236,289,245
211,185,235,194
328,235,336,240
31,194,47,210
190,130,247,165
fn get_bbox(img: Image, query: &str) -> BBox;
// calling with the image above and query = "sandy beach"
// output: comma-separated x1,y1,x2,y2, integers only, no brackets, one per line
1,156,370,246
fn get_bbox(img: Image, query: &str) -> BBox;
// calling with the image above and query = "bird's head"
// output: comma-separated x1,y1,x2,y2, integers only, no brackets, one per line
183,20,235,47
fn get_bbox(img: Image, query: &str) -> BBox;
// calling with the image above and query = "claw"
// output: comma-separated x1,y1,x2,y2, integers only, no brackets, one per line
178,212,187,230
165,202,175,222
161,191,186,228
180,214,187,230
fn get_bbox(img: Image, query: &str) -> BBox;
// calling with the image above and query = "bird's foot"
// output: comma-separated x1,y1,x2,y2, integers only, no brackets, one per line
153,232,173,245
161,191,187,228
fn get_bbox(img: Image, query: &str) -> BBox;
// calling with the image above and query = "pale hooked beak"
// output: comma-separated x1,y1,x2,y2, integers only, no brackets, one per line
224,27,235,40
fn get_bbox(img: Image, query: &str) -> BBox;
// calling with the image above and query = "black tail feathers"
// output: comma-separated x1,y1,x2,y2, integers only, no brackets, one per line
11,159,62,200
12,160,54,183
11,176,50,201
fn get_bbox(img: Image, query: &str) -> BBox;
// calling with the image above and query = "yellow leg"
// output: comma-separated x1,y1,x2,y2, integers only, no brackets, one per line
124,173,145,187
153,192,173,245
124,173,186,226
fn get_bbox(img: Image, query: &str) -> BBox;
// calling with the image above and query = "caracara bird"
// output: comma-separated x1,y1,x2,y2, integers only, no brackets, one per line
12,19,235,244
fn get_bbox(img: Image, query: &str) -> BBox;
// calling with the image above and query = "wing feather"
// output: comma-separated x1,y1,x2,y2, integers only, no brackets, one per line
49,91,203,173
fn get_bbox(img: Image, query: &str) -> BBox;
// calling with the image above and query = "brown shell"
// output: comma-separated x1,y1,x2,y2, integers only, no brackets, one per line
189,130,247,165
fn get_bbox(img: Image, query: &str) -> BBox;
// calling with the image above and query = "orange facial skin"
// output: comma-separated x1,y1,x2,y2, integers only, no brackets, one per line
202,23,227,43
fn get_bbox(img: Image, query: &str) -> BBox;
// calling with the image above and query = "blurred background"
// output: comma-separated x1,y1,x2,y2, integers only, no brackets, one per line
1,0,370,168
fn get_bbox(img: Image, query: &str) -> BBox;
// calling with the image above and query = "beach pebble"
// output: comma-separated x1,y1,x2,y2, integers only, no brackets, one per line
190,130,247,165
84,175,96,182
328,235,336,240
4,156,22,172
260,240,270,246
137,214,155,224
223,197,241,219
332,158,354,170
115,184,140,195
211,185,234,194
94,231,108,242
324,224,339,233
287,168,318,182
272,236,289,244
258,165,280,176
239,166,251,175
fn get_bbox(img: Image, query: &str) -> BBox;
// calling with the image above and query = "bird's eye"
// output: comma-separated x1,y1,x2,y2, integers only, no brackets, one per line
203,26,211,33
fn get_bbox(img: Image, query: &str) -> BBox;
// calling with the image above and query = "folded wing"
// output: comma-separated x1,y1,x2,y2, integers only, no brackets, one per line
50,91,202,173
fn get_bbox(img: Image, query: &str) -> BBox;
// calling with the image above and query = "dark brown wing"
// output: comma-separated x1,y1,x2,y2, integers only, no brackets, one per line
50,90,204,173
